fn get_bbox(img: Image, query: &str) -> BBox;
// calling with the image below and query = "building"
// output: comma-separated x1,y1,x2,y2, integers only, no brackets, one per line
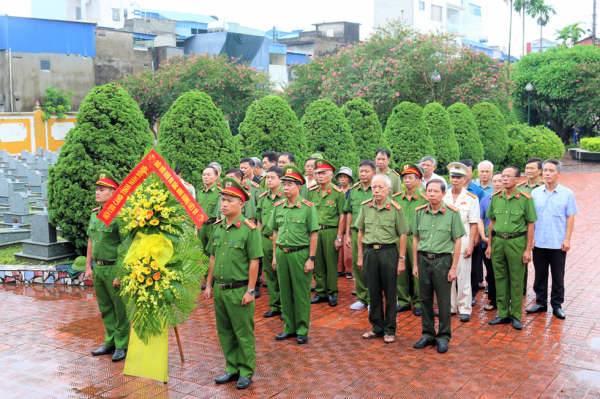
526,38,557,53
275,21,360,56
31,0,124,29
574,36,600,46
0,15,95,112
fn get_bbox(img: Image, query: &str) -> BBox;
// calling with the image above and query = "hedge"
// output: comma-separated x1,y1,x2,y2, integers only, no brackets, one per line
384,102,434,167
447,103,484,164
506,123,565,171
158,91,239,189
422,102,460,169
341,98,386,162
581,137,600,152
471,102,509,165
238,95,307,159
47,83,154,253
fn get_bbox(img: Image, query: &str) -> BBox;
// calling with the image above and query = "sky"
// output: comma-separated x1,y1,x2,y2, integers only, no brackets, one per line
0,0,594,57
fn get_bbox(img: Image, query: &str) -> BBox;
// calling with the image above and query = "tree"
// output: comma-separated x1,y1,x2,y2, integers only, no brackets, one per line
41,87,73,121
447,103,484,164
384,102,435,167
301,99,358,172
422,103,460,169
341,98,386,162
117,53,273,136
506,124,564,171
527,0,556,53
238,95,307,159
158,91,239,189
556,22,585,47
47,83,154,253
514,0,533,58
502,0,515,78
471,102,509,165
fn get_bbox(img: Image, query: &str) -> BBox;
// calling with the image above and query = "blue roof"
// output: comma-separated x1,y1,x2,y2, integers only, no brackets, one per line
502,54,520,61
461,39,491,49
279,32,299,39
140,9,215,23
287,52,309,65
133,33,155,40
269,43,287,55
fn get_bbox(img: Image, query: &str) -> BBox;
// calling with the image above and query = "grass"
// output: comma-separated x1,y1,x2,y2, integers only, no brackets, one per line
0,244,75,266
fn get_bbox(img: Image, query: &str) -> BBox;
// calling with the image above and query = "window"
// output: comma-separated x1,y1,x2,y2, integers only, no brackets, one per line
75,7,81,20
431,5,442,21
112,9,120,21
469,4,482,16
40,60,51,71
418,1,425,10
191,28,199,34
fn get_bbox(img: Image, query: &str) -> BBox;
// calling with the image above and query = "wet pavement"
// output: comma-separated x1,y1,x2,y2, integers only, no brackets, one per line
1,157,600,398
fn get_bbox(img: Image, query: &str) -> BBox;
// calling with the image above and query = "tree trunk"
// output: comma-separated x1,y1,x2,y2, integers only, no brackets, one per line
522,10,526,56
540,23,543,53
508,0,513,77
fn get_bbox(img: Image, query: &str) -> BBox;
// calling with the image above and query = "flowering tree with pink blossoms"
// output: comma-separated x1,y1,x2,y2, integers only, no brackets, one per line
117,53,273,136
284,19,512,128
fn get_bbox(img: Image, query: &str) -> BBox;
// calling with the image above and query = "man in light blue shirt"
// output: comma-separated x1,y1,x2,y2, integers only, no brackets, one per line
526,158,578,320
476,160,495,197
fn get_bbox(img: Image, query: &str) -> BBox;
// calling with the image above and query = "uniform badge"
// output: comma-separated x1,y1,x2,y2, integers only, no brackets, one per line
100,173,106,179
404,165,408,170
317,161,322,166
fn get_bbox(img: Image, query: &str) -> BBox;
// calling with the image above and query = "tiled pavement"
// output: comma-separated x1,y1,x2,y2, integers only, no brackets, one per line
1,157,600,398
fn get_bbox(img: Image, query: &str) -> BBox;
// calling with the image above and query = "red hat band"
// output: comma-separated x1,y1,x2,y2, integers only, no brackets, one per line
97,178,118,190
222,187,246,202
402,167,421,178
316,164,334,172
285,170,303,181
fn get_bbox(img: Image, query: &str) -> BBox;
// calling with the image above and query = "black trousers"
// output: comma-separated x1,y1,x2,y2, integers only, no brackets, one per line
482,252,496,307
364,246,398,336
471,246,481,297
533,247,566,309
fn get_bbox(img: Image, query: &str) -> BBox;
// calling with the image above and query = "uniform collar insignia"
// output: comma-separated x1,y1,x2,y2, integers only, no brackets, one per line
386,203,390,210
278,192,282,197
328,188,331,194
369,201,374,208
401,192,405,199
236,219,242,228
414,194,418,200
515,192,520,199
441,206,446,214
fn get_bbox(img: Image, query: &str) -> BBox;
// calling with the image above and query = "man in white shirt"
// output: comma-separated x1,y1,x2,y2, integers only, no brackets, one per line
175,165,196,199
419,156,447,189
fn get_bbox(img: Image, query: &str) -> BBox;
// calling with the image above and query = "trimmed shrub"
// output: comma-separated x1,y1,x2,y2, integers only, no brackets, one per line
47,83,153,253
385,102,435,167
471,102,509,165
507,124,565,171
422,103,460,169
238,95,307,159
159,91,239,189
581,137,600,152
447,103,484,164
341,98,386,162
301,99,358,172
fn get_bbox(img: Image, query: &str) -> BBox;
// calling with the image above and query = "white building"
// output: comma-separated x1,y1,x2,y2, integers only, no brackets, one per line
527,38,557,53
31,0,125,29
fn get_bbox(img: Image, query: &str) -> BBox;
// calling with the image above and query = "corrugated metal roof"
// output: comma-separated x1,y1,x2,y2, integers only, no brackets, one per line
140,9,215,23
269,43,286,55
133,33,155,40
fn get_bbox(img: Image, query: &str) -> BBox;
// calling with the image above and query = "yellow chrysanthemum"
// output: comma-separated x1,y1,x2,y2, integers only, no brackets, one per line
149,219,159,226
130,271,137,278
137,274,145,283
142,258,150,264
139,220,146,227
144,202,151,208
131,220,138,228
143,267,151,274
146,278,153,286
151,261,159,270
154,205,162,212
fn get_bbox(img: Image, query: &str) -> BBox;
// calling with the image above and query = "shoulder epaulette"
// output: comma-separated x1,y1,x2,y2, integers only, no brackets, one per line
391,201,402,210
302,199,313,207
251,182,261,189
466,191,477,199
217,186,224,192
447,205,459,212
419,193,428,201
244,220,257,230
213,219,222,225
540,179,546,183
259,191,268,199
92,207,101,212
351,182,360,189
521,191,532,199
392,192,402,198
392,169,400,177
308,185,319,191
491,191,502,197
332,185,342,193
362,198,374,205
183,181,193,187
415,204,428,211
517,181,526,187
274,199,286,207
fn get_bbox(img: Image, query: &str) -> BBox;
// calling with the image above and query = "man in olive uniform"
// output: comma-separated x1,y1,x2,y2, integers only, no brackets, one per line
345,160,377,310
356,174,409,343
269,165,319,344
307,159,346,307
86,170,129,362
375,149,402,195
204,177,263,390
393,162,429,316
197,166,221,251
256,166,284,318
518,157,545,194
411,179,466,354
486,166,537,330
216,169,257,220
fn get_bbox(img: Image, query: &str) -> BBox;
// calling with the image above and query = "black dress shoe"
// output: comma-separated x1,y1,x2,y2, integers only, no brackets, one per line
435,310,456,317
236,376,252,390
297,335,308,344
396,304,411,313
471,298,476,307
328,295,338,307
91,346,115,356
526,304,548,314
262,281,268,287
215,373,239,384
346,273,354,279
338,272,344,277
275,332,297,340
488,317,511,325
459,314,470,322
263,309,282,318
413,307,422,316
437,342,449,353
553,308,566,319
254,289,260,298
311,285,316,292
201,284,206,290
511,317,523,330
112,349,127,362
280,314,283,321
413,338,436,349
311,295,326,304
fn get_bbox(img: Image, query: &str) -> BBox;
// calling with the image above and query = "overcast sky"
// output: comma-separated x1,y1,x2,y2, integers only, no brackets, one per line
1,0,594,57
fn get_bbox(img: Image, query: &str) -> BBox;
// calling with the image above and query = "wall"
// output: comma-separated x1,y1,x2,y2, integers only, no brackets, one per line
374,0,413,29
94,29,154,85
155,46,184,68
269,65,288,91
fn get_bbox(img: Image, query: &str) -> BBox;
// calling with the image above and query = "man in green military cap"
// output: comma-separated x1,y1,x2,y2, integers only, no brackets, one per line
486,166,537,330
307,159,346,307
204,177,263,390
86,169,129,362
356,174,409,343
344,160,377,310
269,164,319,344
411,179,466,354
393,161,429,316
256,166,285,318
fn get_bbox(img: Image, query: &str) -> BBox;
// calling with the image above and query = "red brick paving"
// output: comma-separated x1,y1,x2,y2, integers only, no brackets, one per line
1,159,600,398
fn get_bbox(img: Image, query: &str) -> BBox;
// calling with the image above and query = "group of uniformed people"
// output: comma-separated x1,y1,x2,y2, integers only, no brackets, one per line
85,148,577,390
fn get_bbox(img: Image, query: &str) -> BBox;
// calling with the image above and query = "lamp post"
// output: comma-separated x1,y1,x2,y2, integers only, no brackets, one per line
431,72,441,101
401,9,404,25
526,82,534,126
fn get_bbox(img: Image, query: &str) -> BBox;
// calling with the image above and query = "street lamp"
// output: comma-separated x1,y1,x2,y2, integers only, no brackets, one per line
401,9,404,25
526,82,534,126
431,72,441,101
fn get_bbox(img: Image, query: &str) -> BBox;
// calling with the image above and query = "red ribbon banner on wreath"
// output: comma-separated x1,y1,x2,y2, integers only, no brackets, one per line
97,149,208,229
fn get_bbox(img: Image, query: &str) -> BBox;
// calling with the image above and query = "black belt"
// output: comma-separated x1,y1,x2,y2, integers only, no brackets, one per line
216,280,249,290
365,243,396,250
492,231,527,240
204,218,216,225
406,230,413,236
319,225,336,230
418,252,451,259
280,245,309,253
94,260,116,266
263,235,273,240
